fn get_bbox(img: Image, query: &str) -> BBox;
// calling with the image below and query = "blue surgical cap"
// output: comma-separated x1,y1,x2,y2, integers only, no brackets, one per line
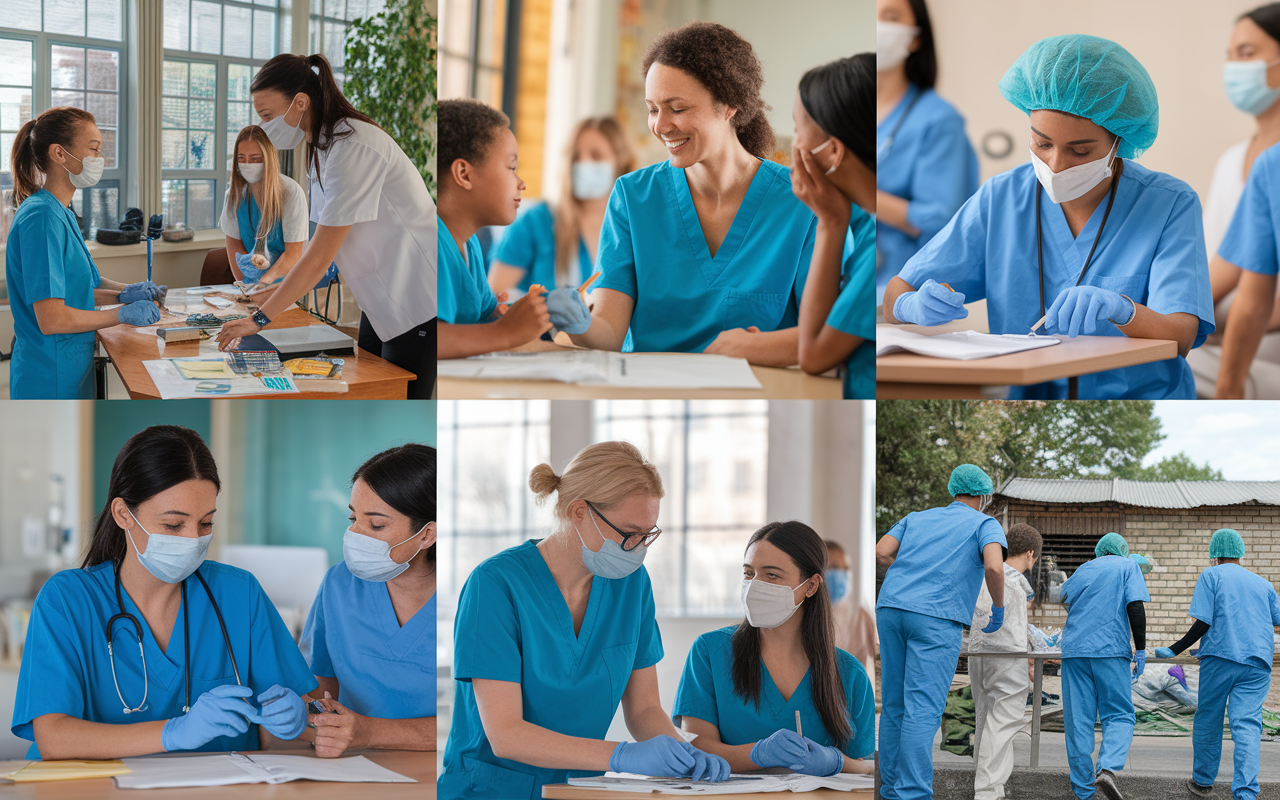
1095,532,1129,558
948,464,993,497
998,34,1159,159
1209,528,1245,559
1129,553,1151,575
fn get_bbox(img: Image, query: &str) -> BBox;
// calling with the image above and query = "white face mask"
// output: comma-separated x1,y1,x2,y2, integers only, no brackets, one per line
238,162,265,184
741,577,808,629
62,148,104,189
260,96,305,151
1029,138,1117,205
809,138,840,176
876,21,919,72
343,522,428,582
571,160,615,200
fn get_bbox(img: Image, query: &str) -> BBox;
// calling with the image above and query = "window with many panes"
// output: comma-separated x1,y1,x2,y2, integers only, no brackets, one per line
309,0,385,89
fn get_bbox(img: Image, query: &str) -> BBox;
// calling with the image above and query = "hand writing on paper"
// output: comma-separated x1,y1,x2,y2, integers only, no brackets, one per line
309,692,367,758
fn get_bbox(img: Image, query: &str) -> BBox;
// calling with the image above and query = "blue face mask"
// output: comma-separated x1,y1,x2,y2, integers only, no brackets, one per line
1224,59,1280,116
574,508,646,579
825,568,851,602
125,508,211,584
571,160,615,200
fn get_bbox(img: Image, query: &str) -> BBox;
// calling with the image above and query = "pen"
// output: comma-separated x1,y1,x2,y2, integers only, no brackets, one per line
796,710,808,752
940,283,954,292
578,271,602,299
1029,314,1047,334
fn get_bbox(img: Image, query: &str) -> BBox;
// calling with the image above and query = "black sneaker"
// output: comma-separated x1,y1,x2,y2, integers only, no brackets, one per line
1186,779,1214,797
1095,769,1124,800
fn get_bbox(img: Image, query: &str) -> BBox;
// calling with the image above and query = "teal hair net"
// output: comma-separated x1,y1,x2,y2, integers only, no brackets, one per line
998,34,1159,159
1129,553,1152,575
1209,528,1245,559
948,464,993,497
1095,532,1129,558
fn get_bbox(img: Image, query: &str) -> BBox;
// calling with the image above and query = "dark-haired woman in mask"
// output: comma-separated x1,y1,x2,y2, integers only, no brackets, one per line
213,53,436,399
298,444,437,757
10,426,315,759
793,54,876,399
672,521,875,776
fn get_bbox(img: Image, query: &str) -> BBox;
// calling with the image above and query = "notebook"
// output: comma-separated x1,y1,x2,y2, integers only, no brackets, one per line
114,753,415,789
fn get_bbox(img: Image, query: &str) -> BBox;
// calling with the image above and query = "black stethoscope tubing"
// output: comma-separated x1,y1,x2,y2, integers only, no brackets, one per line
1034,164,1121,319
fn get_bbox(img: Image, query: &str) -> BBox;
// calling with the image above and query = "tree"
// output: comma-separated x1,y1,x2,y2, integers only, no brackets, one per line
1116,452,1224,482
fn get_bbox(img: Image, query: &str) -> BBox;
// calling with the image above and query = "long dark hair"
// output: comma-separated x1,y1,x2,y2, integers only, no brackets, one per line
800,54,874,171
9,106,96,207
352,443,436,564
1245,3,1280,42
82,426,221,569
250,52,379,183
732,521,851,748
904,0,938,89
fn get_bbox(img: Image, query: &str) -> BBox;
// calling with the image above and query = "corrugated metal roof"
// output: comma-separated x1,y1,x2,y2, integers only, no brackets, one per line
995,478,1280,509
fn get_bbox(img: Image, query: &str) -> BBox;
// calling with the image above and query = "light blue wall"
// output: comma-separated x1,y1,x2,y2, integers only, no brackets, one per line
93,401,213,514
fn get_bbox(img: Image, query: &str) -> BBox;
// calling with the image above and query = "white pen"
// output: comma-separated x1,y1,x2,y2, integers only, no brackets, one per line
1029,314,1047,335
796,710,808,752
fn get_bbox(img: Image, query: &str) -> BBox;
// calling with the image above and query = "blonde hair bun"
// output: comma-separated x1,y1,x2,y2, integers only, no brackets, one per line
534,441,665,520
528,463,562,501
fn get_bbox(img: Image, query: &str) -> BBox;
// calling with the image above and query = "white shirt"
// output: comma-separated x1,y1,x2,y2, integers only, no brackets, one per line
310,117,437,339
1204,141,1248,259
219,174,310,247
969,564,1032,653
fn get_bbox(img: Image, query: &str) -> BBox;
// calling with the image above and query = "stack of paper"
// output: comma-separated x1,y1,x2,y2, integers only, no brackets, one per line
0,759,130,783
876,326,1062,361
567,771,873,794
438,351,762,389
115,753,414,789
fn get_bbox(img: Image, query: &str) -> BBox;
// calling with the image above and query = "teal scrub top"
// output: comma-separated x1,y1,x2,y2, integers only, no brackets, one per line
672,625,875,760
492,202,592,292
1060,555,1151,659
4,189,102,399
235,194,286,265
1188,564,1280,671
826,208,876,399
596,159,816,353
299,562,436,719
438,216,498,325
439,539,664,800
10,560,317,759
876,502,1007,625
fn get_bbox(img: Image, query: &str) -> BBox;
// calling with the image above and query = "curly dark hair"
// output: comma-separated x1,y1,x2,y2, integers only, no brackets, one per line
1006,523,1043,560
438,99,511,183
641,21,775,159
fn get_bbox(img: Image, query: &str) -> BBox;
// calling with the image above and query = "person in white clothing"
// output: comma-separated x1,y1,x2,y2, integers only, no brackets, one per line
969,523,1040,800
214,53,436,399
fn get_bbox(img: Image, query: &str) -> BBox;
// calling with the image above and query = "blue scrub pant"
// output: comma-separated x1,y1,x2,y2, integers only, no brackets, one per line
876,607,962,800
1061,657,1135,799
1192,656,1271,799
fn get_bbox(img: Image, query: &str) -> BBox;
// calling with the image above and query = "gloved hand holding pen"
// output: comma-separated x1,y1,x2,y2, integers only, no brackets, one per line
891,279,968,327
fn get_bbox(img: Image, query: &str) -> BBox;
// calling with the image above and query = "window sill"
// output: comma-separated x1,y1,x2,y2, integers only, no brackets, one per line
0,227,224,262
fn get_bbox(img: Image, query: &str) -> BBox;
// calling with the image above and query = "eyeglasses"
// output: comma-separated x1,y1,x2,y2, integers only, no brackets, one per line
586,500,661,551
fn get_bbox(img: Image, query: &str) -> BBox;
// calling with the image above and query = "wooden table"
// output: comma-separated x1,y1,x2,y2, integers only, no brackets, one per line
96,307,415,399
0,750,434,799
876,322,1178,399
543,785,868,798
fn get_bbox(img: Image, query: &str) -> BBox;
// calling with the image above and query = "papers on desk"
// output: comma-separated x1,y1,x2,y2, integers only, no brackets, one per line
438,351,763,389
143,356,300,399
876,326,1062,361
114,753,415,789
0,759,130,783
567,772,873,794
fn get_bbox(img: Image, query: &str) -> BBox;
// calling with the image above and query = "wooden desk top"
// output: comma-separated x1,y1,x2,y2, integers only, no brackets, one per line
96,307,415,399
0,750,434,799
542,785,870,798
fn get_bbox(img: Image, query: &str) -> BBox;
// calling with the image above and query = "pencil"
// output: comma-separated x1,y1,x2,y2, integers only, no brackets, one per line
940,283,954,292
578,271,602,298
796,710,808,752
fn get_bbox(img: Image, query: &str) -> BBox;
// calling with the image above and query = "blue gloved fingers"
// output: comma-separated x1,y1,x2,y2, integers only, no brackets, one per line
1084,292,1108,335
1155,647,1175,658
981,606,1005,634
663,739,697,775
688,749,714,782
209,684,255,699
257,684,288,705
708,752,731,782
544,288,592,335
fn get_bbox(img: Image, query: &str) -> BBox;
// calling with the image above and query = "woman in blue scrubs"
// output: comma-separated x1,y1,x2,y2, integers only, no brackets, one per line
792,55,877,400
875,0,978,305
1058,533,1149,800
10,425,314,759
1153,529,1280,798
440,442,730,800
673,521,874,775
5,106,165,399
884,35,1214,400
299,443,436,757
553,22,817,366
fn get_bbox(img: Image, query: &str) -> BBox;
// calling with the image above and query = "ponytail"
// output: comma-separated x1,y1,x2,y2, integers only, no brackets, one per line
8,106,96,207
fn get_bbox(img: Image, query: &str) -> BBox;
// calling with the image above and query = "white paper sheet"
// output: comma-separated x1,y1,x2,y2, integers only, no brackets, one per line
142,356,300,399
567,771,873,794
437,351,762,389
114,753,415,789
876,326,1062,361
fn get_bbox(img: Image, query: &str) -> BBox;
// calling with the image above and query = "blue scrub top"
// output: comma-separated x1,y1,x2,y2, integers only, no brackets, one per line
899,160,1214,399
877,502,1007,626
1188,564,1280,671
876,85,979,305
596,159,816,353
1060,555,1150,659
4,190,102,399
438,216,498,325
234,194,287,266
826,208,876,399
491,202,592,292
299,562,435,719
672,625,875,760
10,560,317,759
440,539,664,800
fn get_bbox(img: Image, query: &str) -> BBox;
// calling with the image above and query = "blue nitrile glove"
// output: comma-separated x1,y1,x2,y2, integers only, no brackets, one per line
235,252,275,285
119,280,167,303
610,737,729,782
160,684,256,751
1132,650,1146,681
1154,647,1175,659
891,279,968,326
750,730,842,776
1044,285,1135,338
118,300,161,326
982,606,1005,634
242,684,307,740
545,288,592,334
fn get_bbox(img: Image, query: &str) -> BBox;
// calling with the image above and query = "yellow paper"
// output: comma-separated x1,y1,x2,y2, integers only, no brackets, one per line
10,759,131,782
174,359,229,379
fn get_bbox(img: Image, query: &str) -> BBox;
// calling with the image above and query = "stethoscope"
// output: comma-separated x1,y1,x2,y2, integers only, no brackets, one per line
876,85,922,165
106,561,242,715
1033,163,1120,320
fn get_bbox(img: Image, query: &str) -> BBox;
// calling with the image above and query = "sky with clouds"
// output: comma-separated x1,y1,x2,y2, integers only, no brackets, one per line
1148,401,1280,480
